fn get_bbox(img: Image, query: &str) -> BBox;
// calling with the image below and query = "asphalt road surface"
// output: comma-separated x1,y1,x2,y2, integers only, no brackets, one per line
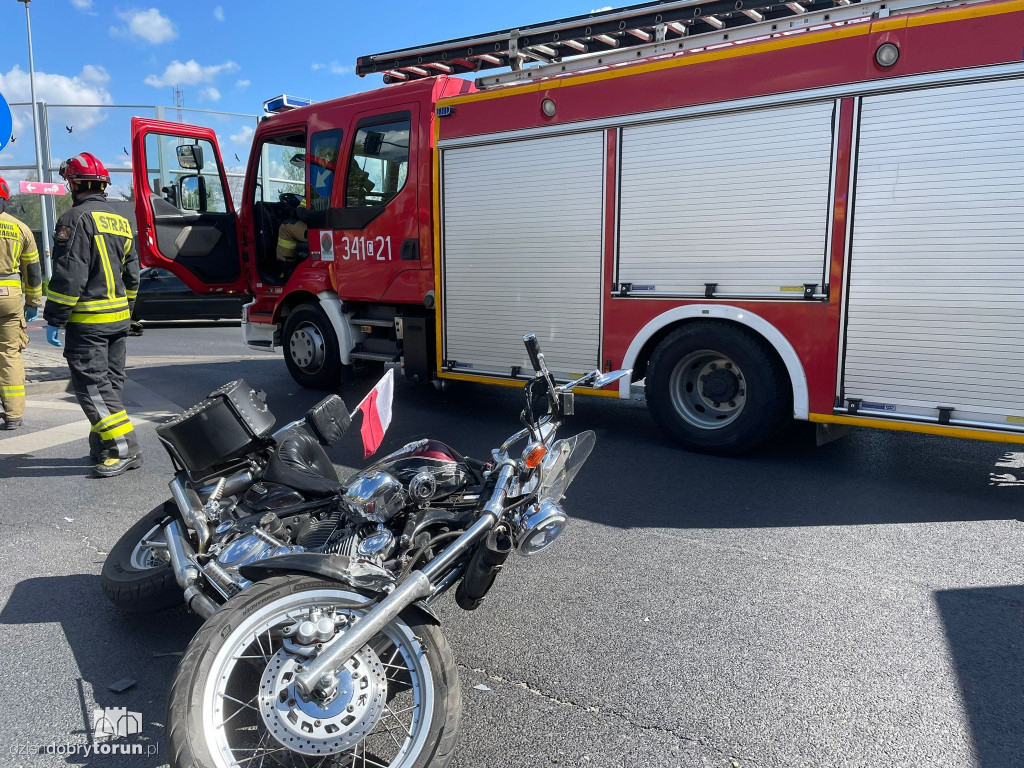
2,321,1022,768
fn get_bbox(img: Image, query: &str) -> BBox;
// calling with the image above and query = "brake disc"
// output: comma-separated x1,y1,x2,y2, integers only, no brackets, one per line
258,645,388,756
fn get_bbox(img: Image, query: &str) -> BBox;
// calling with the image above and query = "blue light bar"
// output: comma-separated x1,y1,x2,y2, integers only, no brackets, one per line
263,94,313,113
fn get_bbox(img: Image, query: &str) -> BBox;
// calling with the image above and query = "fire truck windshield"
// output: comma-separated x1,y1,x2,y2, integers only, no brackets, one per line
254,133,306,204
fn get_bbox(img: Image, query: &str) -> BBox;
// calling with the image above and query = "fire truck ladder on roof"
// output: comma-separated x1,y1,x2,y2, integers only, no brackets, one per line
356,0,978,88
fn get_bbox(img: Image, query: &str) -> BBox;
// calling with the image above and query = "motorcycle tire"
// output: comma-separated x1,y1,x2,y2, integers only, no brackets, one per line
167,575,462,768
100,501,182,614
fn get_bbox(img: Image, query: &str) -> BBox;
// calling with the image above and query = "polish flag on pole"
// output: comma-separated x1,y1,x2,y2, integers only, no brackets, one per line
356,368,394,458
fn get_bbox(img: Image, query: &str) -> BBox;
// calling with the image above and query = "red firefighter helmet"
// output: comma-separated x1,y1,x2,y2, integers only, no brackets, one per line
59,152,111,185
0,175,9,200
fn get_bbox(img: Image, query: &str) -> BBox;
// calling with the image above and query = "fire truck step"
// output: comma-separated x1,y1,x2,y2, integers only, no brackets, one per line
348,317,395,328
350,350,400,363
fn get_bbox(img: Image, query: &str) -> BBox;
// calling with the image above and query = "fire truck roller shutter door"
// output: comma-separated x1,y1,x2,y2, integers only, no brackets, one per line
843,77,1024,429
617,100,836,296
442,131,605,379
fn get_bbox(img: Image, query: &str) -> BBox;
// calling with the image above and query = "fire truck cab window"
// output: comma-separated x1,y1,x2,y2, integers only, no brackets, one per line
347,118,410,208
308,129,343,214
144,134,229,213
251,131,307,283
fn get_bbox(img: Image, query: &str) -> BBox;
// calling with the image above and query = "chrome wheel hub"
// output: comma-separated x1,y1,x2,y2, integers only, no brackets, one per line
258,647,388,756
289,322,326,372
129,524,169,570
669,350,748,429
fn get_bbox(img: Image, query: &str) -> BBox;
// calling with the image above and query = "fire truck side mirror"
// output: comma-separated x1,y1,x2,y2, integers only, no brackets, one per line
176,144,205,172
179,175,208,212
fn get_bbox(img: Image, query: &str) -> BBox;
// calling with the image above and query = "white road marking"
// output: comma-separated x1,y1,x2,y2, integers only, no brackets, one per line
25,399,84,412
0,380,183,456
0,420,90,455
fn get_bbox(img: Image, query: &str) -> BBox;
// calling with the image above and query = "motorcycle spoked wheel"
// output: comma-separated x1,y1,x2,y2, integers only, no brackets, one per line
167,575,462,768
100,501,182,613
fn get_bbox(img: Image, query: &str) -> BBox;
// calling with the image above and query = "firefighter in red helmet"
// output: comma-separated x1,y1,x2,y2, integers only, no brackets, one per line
44,153,142,477
0,174,43,429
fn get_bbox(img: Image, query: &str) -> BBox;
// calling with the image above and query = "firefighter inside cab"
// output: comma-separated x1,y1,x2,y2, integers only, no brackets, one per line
44,153,143,478
274,154,308,278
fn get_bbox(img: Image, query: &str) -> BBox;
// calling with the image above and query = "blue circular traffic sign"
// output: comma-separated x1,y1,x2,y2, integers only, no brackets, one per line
0,90,12,153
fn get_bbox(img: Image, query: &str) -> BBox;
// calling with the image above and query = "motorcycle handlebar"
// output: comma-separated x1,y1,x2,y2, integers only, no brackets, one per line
523,333,545,374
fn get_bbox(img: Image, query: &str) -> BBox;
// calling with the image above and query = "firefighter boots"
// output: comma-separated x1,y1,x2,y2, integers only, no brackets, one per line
94,453,143,478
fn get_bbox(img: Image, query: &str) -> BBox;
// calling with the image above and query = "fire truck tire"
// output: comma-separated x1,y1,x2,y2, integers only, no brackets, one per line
283,304,343,390
646,322,791,455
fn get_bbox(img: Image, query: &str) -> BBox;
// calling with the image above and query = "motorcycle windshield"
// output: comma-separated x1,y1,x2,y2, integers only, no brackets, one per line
537,430,596,504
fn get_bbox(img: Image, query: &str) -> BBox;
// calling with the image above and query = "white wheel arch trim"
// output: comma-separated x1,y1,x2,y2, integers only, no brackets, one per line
316,291,362,367
619,304,809,420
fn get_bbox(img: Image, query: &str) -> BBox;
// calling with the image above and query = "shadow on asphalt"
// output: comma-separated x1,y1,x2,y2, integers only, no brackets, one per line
0,455,96,478
936,585,1024,768
130,359,1024,531
0,573,202,766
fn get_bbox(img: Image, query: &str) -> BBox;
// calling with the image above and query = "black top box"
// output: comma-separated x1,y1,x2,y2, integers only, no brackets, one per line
157,380,276,479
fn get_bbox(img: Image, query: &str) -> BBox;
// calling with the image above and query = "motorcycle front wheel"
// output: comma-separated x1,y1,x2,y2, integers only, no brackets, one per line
101,501,181,613
167,575,462,768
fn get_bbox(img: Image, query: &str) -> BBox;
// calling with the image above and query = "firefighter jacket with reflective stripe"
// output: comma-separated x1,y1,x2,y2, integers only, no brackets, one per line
0,211,43,306
44,194,140,328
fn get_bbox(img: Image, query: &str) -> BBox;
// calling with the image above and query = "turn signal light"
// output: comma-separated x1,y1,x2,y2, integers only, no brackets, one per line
523,442,548,469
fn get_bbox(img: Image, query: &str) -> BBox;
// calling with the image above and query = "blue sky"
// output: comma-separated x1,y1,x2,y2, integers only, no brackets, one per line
0,0,609,193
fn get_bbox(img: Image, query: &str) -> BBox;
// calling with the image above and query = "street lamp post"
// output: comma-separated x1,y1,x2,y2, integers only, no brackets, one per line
17,0,52,278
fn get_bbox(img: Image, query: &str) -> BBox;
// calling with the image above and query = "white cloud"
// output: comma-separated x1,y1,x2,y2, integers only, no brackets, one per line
144,59,239,88
329,62,352,75
0,65,112,136
79,65,110,86
201,86,221,102
230,125,254,145
236,79,251,89
590,6,612,11
311,63,325,71
213,5,225,21
111,8,178,45
71,0,95,11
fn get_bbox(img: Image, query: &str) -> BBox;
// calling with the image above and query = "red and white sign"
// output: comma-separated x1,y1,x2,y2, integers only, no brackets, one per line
19,181,65,196
356,368,394,458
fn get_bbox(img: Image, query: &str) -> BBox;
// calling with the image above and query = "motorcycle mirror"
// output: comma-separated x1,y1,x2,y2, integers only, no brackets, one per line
589,369,632,389
561,391,575,416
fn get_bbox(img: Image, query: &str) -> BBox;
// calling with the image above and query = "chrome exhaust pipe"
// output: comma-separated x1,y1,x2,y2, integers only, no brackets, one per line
164,520,217,619
170,475,212,554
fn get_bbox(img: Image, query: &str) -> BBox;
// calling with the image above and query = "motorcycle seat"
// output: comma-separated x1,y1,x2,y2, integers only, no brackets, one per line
264,428,345,498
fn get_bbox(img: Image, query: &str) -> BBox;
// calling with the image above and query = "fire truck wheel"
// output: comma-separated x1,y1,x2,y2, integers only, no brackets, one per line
646,322,791,455
283,304,343,390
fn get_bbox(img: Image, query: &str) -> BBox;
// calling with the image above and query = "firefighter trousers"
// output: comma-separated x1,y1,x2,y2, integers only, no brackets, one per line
64,323,140,460
0,292,28,420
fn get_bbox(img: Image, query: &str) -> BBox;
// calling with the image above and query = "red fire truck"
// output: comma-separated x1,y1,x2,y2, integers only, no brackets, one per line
130,0,1024,454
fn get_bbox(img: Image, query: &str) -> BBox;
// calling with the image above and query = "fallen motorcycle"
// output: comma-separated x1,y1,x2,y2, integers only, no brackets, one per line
100,375,362,618
161,334,628,768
